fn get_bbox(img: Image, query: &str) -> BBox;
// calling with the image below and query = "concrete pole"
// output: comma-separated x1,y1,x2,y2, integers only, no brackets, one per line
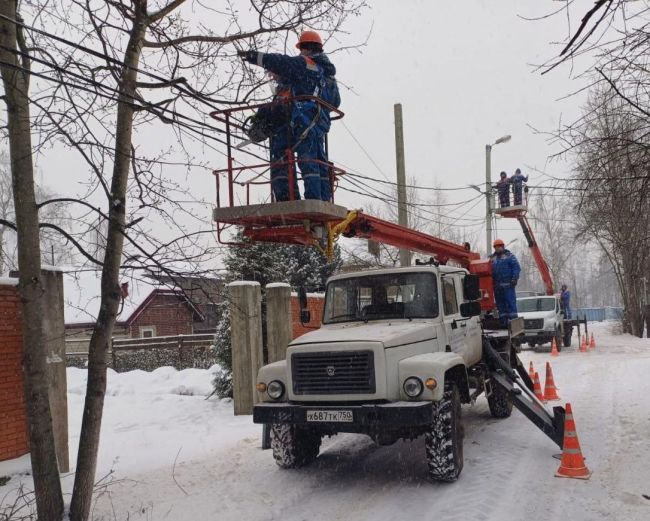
41,269,69,473
228,281,263,415
265,283,292,363
485,144,493,257
394,103,410,267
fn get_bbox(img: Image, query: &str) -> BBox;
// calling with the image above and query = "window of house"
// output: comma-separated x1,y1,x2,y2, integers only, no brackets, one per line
140,326,156,338
442,277,459,316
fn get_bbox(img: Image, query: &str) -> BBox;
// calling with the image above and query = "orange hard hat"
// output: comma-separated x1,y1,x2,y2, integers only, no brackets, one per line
493,238,505,247
296,30,323,49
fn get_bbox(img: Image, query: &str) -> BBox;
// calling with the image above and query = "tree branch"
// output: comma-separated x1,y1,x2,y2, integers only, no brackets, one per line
148,0,187,23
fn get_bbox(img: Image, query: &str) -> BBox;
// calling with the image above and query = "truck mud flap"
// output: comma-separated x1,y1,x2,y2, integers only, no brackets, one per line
483,337,565,448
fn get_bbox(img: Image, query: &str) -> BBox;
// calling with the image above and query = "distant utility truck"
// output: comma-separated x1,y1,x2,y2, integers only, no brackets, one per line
517,295,588,350
253,265,565,482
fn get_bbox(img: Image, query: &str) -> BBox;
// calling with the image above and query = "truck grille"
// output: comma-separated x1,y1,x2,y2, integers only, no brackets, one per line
524,319,544,330
291,350,375,395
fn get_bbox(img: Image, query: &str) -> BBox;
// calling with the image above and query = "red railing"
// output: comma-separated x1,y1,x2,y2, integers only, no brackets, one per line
210,96,346,207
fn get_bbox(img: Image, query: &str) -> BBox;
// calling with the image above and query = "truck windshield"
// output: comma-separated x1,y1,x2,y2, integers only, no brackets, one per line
323,272,439,324
517,298,556,312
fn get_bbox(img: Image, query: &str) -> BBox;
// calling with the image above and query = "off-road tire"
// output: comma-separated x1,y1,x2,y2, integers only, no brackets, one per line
487,377,513,418
425,384,464,482
562,326,572,348
270,423,321,468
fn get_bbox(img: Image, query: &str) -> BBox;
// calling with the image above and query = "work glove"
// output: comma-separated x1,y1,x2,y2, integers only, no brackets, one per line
237,50,258,63
510,279,518,288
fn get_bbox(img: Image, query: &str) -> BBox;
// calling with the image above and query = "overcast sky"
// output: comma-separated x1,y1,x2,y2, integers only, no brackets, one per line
28,1,595,271
324,0,591,252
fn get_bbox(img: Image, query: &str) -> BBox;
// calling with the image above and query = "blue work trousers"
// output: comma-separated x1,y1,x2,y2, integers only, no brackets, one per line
498,188,510,208
513,184,524,205
494,284,518,325
269,111,330,202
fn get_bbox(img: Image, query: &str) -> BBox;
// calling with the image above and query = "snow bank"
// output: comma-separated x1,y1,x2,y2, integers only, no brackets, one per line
0,277,18,286
67,364,221,398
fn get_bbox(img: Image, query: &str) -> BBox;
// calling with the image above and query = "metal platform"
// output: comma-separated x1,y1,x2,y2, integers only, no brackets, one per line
212,200,349,227
494,204,527,218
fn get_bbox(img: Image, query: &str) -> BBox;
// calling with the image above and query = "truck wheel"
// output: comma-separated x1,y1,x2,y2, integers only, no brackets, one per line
270,424,321,469
425,384,464,482
487,377,513,418
527,341,535,348
562,327,572,348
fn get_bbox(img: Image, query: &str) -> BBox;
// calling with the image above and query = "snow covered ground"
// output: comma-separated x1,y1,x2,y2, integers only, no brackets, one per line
1,321,649,521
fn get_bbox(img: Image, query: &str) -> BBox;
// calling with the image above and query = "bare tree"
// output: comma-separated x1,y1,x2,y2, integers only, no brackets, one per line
0,159,77,274
0,3,64,520
563,89,650,335
0,1,367,519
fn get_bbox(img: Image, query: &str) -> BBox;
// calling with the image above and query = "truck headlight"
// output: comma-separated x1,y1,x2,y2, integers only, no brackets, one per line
267,380,285,400
403,377,423,398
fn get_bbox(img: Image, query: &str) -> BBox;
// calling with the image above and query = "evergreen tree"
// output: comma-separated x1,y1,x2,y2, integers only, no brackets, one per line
213,235,342,397
223,233,342,290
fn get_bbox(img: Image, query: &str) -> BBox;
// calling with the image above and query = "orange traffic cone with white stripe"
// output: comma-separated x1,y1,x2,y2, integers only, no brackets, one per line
551,337,559,357
555,403,591,480
589,333,596,349
533,371,546,402
543,362,560,401
580,335,588,352
528,361,535,380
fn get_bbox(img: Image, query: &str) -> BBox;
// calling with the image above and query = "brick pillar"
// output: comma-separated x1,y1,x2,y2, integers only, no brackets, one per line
0,280,29,462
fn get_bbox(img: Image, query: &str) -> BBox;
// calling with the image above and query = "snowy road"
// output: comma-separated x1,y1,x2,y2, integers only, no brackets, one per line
1,323,649,520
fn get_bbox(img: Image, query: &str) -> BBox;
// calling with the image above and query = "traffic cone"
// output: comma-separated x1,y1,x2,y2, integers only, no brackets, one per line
580,335,588,352
555,403,591,480
528,361,535,380
543,362,561,401
533,371,546,402
589,333,596,349
551,337,559,357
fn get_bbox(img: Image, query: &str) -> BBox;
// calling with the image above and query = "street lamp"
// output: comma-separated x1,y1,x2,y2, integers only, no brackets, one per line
485,134,512,256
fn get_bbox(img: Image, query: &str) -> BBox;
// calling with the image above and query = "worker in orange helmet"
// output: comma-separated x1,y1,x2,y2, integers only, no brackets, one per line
238,30,340,202
490,238,521,325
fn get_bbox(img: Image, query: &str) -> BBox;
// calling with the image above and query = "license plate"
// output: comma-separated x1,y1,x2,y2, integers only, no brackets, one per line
306,410,353,422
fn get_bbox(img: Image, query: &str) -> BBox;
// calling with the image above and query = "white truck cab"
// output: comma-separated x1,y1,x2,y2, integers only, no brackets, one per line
516,295,563,349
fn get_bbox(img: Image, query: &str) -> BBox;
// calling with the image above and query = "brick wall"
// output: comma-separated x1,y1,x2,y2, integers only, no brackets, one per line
0,282,29,462
291,294,325,339
129,293,194,338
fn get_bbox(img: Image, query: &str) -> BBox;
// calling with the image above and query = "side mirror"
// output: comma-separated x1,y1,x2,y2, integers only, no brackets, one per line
298,286,310,324
298,286,308,310
460,301,481,318
462,275,481,301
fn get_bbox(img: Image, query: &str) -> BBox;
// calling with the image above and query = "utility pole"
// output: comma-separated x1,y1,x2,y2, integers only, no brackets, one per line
394,103,410,267
485,144,492,258
484,135,512,256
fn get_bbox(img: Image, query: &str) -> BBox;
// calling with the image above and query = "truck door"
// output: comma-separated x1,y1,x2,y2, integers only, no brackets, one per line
441,276,468,362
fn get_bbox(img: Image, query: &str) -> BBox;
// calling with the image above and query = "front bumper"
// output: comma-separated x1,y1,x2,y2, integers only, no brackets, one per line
253,401,433,428
523,330,554,342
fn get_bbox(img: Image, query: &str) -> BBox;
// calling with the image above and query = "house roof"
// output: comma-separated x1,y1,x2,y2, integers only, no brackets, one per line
63,270,204,326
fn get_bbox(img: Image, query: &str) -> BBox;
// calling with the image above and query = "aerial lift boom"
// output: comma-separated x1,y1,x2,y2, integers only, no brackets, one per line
210,98,566,448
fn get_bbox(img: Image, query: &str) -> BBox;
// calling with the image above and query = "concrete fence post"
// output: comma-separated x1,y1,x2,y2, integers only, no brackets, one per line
228,281,263,415
40,268,70,473
265,283,292,363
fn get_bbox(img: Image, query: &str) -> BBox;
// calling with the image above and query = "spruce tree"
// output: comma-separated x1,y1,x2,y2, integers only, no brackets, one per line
213,235,342,397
